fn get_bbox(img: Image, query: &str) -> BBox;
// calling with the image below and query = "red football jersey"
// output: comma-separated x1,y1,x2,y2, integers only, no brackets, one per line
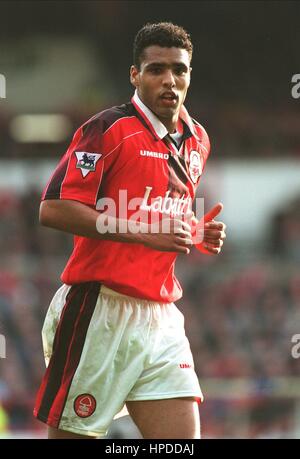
42,92,210,302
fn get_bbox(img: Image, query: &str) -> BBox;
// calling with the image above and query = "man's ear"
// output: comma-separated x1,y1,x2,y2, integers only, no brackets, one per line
186,67,192,89
130,65,140,87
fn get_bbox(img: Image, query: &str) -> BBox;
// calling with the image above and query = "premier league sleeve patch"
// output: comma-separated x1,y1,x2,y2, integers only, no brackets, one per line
75,151,102,177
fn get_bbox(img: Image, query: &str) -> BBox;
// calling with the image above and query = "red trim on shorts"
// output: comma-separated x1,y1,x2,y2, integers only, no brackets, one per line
33,282,100,428
33,286,78,416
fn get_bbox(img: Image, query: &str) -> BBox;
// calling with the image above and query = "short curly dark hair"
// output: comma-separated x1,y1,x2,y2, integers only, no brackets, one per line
133,22,193,69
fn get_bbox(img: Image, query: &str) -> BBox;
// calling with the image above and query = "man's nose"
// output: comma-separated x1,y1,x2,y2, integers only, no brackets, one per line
162,69,176,87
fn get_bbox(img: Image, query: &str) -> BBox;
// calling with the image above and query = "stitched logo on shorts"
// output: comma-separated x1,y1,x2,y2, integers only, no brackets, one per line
74,394,96,418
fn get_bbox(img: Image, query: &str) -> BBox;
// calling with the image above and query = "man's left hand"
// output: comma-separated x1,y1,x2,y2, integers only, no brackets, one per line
192,203,227,255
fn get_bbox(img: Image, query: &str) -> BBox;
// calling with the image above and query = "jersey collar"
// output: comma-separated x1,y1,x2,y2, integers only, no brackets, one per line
131,90,199,141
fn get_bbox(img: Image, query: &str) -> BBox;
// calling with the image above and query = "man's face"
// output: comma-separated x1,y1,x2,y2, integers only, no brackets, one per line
130,46,191,127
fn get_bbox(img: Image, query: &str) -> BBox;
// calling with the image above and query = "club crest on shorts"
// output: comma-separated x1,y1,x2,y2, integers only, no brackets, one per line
75,151,102,177
74,394,96,418
189,150,202,183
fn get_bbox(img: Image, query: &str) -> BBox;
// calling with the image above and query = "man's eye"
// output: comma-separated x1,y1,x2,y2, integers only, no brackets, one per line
150,68,162,74
175,68,186,75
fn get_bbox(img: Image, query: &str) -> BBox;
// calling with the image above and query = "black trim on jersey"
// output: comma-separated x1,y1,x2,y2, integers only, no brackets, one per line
83,104,131,136
182,120,193,142
44,156,69,200
168,120,193,150
168,154,190,186
191,117,201,128
166,134,179,149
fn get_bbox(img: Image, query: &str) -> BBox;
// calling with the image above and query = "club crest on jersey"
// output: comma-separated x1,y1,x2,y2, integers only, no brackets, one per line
189,150,202,183
75,151,102,177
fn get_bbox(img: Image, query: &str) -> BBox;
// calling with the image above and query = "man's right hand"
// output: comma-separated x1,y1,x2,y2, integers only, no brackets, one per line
141,218,193,254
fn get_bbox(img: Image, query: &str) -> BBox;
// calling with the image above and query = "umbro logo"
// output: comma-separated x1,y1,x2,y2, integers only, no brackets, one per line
140,150,169,160
179,363,192,369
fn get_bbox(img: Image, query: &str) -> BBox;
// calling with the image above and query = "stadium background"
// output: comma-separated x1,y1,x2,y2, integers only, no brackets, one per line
0,0,300,438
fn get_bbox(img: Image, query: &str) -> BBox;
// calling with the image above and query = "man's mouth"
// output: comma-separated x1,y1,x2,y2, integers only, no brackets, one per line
159,92,178,106
160,91,178,101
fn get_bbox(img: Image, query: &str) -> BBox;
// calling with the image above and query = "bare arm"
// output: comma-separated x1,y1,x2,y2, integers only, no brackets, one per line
39,199,192,254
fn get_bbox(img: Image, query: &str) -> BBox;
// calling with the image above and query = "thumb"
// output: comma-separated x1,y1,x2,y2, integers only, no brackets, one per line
203,202,223,223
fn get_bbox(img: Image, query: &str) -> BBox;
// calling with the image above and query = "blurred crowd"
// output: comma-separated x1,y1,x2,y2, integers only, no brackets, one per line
0,188,300,436
181,247,300,380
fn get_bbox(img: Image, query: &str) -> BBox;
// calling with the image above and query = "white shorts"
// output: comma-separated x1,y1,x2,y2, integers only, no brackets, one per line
34,282,203,437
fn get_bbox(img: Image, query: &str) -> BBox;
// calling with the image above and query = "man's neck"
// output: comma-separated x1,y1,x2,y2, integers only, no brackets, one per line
161,117,178,134
135,91,179,134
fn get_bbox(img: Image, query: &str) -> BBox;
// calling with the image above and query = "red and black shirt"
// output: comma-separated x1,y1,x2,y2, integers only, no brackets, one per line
42,92,210,302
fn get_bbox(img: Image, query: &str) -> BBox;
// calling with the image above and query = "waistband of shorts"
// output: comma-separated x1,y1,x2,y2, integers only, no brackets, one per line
100,284,171,306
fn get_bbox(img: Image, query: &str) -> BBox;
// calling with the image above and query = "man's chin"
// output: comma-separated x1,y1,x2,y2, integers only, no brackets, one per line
155,106,178,119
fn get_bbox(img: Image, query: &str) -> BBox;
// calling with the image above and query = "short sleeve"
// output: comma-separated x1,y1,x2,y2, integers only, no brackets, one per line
42,120,105,206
